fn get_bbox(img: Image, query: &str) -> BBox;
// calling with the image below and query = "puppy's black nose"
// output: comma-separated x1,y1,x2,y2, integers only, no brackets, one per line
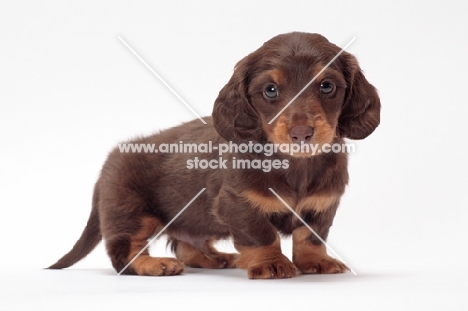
290,126,314,143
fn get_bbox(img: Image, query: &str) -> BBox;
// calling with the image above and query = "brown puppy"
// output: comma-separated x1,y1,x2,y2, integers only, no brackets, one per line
49,32,380,279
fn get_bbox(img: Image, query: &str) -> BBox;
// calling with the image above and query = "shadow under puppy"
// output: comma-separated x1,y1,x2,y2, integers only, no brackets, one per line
49,32,380,279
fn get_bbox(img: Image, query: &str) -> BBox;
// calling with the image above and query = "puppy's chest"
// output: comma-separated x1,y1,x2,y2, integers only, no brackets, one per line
241,165,343,215
242,188,341,216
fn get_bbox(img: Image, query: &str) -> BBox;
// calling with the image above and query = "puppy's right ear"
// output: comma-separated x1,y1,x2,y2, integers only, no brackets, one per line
212,56,262,143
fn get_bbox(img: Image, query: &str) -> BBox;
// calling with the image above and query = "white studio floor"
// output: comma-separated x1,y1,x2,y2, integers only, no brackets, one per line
2,264,467,310
2,238,468,311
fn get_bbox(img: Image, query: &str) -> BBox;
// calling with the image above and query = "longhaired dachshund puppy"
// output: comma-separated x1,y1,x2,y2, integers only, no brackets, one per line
49,32,380,279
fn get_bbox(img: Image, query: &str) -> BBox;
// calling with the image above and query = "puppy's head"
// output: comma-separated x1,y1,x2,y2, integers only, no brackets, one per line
212,32,380,156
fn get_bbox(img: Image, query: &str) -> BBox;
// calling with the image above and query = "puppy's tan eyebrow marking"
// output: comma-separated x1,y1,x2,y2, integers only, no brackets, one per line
268,69,283,85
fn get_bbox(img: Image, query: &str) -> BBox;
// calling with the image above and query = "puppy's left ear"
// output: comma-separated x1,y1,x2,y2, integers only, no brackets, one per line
337,54,381,140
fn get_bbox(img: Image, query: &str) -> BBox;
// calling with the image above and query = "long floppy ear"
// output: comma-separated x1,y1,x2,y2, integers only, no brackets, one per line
212,56,263,143
338,54,381,140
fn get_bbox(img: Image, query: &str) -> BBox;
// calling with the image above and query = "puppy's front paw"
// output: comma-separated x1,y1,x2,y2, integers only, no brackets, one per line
247,254,297,279
295,253,349,274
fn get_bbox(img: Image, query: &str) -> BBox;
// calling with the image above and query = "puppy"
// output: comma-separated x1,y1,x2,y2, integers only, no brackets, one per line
49,32,380,279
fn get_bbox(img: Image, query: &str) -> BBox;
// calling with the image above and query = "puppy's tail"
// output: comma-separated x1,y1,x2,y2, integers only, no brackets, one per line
48,183,102,269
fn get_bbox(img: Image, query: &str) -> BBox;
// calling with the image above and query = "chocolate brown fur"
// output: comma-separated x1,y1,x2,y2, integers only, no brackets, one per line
48,32,380,278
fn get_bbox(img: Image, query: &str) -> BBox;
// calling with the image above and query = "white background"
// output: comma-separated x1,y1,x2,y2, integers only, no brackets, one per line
1,0,468,310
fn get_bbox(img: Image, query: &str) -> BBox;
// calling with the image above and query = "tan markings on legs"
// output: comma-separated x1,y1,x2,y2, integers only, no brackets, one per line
242,190,294,214
128,217,184,276
236,236,297,279
174,239,237,269
292,226,348,274
296,193,340,214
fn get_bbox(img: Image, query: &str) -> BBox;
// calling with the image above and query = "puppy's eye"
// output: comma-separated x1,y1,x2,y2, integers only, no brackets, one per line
264,84,279,98
320,81,334,94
